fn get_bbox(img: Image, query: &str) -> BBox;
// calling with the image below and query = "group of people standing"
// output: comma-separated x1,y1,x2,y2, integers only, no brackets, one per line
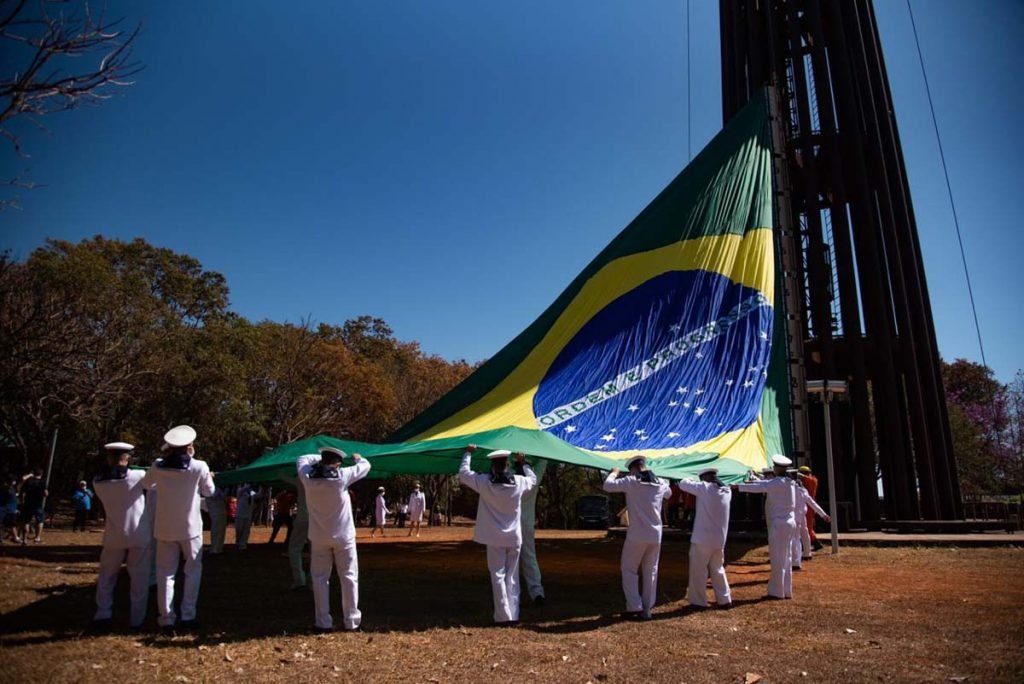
602,452,830,620
85,427,826,631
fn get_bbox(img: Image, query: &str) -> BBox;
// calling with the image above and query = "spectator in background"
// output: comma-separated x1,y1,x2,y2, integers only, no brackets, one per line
18,469,47,544
1,475,21,543
234,483,260,550
71,480,94,532
269,488,296,544
407,482,426,537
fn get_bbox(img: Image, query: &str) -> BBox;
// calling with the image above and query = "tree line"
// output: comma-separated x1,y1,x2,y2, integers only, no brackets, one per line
0,236,475,492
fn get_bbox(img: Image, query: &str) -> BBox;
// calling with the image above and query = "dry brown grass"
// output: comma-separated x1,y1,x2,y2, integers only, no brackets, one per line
2,522,1022,683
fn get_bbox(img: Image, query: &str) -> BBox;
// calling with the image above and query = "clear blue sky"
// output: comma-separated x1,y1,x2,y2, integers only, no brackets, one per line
2,1,1021,382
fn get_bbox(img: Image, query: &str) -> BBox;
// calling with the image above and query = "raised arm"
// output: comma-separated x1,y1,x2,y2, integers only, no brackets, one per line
515,452,537,492
677,478,704,496
457,445,481,493
198,464,215,497
602,469,627,492
296,454,320,476
340,454,371,487
738,479,771,494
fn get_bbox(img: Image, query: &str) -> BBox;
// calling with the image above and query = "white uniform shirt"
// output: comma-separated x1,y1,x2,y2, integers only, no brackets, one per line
375,494,387,520
93,469,153,549
678,478,732,547
602,471,672,543
296,454,371,546
739,476,796,524
142,457,215,542
458,452,536,547
408,491,426,517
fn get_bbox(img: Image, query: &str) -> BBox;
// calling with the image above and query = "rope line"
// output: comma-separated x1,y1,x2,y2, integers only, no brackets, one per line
906,0,987,367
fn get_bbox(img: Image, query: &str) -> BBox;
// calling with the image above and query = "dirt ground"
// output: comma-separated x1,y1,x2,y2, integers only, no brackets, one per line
2,521,1022,683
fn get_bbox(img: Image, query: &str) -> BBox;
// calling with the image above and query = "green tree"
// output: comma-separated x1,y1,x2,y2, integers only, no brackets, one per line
942,359,1007,497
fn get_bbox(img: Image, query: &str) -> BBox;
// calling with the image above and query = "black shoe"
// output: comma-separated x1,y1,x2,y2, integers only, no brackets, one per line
89,618,114,631
620,611,644,621
342,625,362,633
533,595,546,608
492,620,519,628
312,625,333,634
178,619,200,631
811,540,824,551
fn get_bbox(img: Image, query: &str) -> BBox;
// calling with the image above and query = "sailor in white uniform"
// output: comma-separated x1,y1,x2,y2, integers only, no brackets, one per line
518,458,548,606
206,485,228,554
791,473,830,568
407,482,426,537
371,487,388,537
142,425,216,628
737,455,798,599
458,445,536,625
92,442,154,628
602,455,672,619
234,483,260,550
296,447,370,631
281,473,309,590
678,466,733,609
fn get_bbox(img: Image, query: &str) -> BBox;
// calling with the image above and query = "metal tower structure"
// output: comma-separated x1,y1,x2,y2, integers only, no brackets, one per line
720,0,962,522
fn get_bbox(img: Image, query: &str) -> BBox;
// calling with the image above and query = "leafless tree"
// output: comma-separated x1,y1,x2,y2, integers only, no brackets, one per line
1,0,141,206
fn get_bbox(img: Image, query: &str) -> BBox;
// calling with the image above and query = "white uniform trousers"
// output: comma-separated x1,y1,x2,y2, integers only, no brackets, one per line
208,499,227,553
520,528,543,600
234,514,252,549
486,545,522,622
621,538,661,615
767,520,796,598
155,536,204,625
288,511,309,587
797,514,812,561
310,542,360,630
95,543,153,626
686,541,731,607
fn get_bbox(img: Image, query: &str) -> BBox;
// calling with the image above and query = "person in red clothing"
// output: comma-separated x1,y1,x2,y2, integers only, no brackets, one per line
269,488,297,544
798,466,823,551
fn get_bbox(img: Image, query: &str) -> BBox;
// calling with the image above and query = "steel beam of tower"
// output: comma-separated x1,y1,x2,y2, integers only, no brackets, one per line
720,0,963,522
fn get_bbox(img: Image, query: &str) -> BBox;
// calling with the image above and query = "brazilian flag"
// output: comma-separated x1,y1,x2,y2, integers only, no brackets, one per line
218,93,783,486
389,92,783,482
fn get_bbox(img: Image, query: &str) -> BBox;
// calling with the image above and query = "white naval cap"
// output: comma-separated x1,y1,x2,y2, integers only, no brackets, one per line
625,455,647,470
104,441,135,451
698,466,719,477
163,425,197,448
318,446,347,460
486,449,512,460
377,486,385,492
771,455,793,467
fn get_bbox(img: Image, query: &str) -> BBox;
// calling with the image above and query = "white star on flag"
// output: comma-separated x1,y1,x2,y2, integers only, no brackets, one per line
669,400,678,407
639,435,648,441
694,406,707,416
601,433,615,442
667,431,680,438
725,379,734,386
749,366,759,372
677,387,688,394
743,379,755,388
683,402,691,409
760,331,769,340
594,444,607,450
564,425,577,433
627,404,639,412
670,323,682,333
695,352,705,359
695,388,705,395
610,428,617,433
634,429,646,436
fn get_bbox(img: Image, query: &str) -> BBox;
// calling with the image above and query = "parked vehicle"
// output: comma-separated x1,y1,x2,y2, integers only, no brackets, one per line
576,495,611,529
